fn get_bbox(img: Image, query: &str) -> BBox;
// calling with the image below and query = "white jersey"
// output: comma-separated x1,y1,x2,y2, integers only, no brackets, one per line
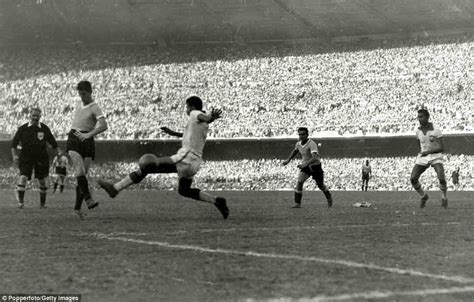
296,139,320,164
180,110,209,157
71,99,104,132
416,124,442,153
362,164,372,175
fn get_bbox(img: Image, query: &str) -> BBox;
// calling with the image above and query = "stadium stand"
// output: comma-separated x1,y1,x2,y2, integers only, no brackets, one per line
1,36,472,139
1,155,471,191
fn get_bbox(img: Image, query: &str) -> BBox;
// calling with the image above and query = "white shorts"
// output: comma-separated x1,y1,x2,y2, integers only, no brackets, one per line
415,153,444,166
170,148,202,178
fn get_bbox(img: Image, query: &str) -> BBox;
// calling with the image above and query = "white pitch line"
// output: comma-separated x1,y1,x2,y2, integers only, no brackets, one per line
277,286,474,301
91,233,474,284
167,221,461,235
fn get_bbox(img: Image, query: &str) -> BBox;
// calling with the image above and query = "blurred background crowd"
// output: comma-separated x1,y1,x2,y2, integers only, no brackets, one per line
1,36,472,140
1,155,471,191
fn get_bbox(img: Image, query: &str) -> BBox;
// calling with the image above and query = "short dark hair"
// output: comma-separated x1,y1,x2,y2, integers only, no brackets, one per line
418,108,430,119
186,96,203,110
297,127,309,135
76,80,92,93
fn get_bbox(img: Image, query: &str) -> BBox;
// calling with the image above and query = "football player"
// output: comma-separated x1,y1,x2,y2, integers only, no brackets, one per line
98,96,229,219
282,127,333,208
410,109,448,208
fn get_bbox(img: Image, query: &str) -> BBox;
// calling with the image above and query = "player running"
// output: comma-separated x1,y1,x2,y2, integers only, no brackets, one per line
282,127,333,208
410,109,448,208
97,96,229,219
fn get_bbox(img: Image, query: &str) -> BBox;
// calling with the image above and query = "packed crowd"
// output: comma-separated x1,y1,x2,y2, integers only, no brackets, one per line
1,36,472,139
1,155,471,191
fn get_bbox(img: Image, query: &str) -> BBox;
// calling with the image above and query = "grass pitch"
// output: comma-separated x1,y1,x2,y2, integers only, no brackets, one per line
1,190,473,302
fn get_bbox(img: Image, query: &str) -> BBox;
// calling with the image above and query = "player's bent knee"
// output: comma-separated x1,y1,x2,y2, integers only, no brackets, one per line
410,177,419,186
138,154,158,173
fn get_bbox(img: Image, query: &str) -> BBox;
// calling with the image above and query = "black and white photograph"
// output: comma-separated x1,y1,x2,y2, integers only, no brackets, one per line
0,0,473,301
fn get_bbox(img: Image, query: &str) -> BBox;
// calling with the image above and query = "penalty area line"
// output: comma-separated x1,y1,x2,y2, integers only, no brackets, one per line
90,233,474,284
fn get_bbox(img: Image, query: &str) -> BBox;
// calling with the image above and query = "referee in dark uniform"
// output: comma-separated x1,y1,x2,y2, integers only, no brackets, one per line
11,107,58,208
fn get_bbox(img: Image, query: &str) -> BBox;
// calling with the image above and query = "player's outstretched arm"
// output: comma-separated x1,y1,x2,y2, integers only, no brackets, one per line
282,149,298,166
160,127,183,137
198,108,222,124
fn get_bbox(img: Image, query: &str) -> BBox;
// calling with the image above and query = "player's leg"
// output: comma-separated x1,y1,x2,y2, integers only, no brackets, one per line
293,171,310,208
53,172,59,193
361,176,366,191
69,150,88,211
38,177,48,208
410,164,429,207
177,177,229,219
432,163,448,208
312,165,333,207
35,158,50,208
16,158,33,208
59,174,65,193
16,175,28,208
81,156,98,209
99,154,177,197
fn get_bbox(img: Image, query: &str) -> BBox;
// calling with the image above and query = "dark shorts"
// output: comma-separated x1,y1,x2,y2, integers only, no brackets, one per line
301,163,324,186
19,156,49,180
55,166,67,176
66,130,95,160
362,173,370,181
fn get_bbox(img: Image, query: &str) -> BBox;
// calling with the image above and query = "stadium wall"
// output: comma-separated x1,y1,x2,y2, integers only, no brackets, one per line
1,134,473,165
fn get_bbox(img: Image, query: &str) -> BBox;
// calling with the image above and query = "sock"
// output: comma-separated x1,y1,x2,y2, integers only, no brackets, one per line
198,191,215,203
323,190,332,200
74,186,83,210
60,185,64,193
53,182,58,192
114,175,135,192
439,180,447,199
40,186,47,205
77,175,91,200
365,185,368,191
294,191,303,204
17,184,26,203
